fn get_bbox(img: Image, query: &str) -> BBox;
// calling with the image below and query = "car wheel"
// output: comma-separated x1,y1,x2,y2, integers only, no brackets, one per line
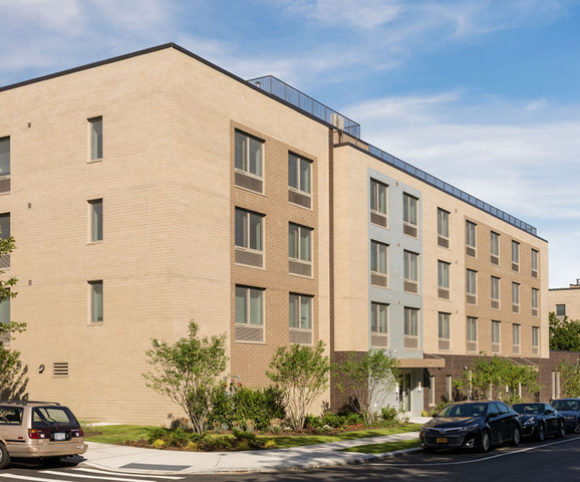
512,426,521,447
0,443,10,469
575,421,580,434
479,430,491,452
536,423,545,442
558,421,566,438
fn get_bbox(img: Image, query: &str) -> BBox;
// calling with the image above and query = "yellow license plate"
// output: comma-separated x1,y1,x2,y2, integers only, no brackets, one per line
436,437,448,444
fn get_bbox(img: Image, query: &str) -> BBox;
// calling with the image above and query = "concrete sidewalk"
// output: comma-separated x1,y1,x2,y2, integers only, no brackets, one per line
80,431,421,475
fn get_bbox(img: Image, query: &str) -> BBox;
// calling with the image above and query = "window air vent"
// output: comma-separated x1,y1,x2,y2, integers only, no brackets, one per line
438,288,450,299
235,248,263,267
403,223,417,238
404,281,418,294
491,343,501,354
512,304,520,313
370,211,387,227
0,177,10,194
438,339,450,351
404,336,418,349
466,341,477,353
513,345,521,355
288,190,311,209
372,334,388,348
371,273,388,288
490,255,499,265
53,362,69,377
235,325,264,343
466,246,476,257
289,329,312,345
532,308,538,317
532,269,538,278
235,171,263,194
532,346,539,355
491,300,500,309
289,260,312,277
512,263,519,272
438,236,449,248
466,294,477,305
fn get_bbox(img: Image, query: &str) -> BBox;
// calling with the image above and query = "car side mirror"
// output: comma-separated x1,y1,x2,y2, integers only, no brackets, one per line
487,411,498,419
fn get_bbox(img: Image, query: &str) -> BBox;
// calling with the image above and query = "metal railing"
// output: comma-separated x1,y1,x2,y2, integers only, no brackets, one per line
247,75,361,138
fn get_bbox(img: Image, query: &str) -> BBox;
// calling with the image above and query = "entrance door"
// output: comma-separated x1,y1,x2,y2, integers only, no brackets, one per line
400,372,412,413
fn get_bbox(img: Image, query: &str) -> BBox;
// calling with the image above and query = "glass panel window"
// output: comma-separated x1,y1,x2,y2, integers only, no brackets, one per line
492,320,501,345
0,296,10,344
491,276,500,301
403,193,417,226
288,153,312,194
371,302,388,334
490,232,500,257
438,261,450,289
404,251,418,282
289,223,312,262
466,221,476,248
437,208,449,238
235,286,264,325
531,249,539,271
511,241,520,265
0,213,10,239
89,280,103,323
438,312,450,340
467,317,477,342
512,323,520,346
0,137,10,176
89,117,103,160
235,130,263,177
532,326,539,349
370,179,387,215
235,208,263,251
556,304,566,316
512,282,520,306
370,241,388,274
404,307,418,336
289,293,312,329
532,288,539,311
466,269,477,295
89,199,103,242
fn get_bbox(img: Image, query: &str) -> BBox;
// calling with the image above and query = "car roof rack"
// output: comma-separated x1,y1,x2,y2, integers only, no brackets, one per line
0,400,61,406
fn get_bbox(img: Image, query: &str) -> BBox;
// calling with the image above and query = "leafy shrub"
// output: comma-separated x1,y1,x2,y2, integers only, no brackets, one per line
321,413,347,428
232,428,262,449
151,439,165,448
381,406,398,423
346,412,363,425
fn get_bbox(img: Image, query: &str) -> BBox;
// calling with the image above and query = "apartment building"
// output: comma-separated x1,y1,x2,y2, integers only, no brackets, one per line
549,279,580,320
0,44,549,423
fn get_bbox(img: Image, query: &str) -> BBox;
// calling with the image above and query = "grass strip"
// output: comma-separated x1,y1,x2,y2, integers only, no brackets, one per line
341,438,420,454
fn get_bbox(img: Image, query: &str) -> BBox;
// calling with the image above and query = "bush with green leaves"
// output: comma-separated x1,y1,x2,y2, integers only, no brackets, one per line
559,361,580,397
380,406,398,424
143,322,227,434
550,312,580,351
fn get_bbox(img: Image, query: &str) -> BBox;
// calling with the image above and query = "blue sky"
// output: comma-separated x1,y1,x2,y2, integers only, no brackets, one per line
1,0,579,288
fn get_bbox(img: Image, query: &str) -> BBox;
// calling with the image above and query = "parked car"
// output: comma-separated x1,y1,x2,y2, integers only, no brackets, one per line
512,402,566,441
0,401,87,469
551,398,580,433
420,400,521,453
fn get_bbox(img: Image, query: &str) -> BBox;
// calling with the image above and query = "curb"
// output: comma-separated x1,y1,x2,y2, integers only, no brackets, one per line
79,444,422,476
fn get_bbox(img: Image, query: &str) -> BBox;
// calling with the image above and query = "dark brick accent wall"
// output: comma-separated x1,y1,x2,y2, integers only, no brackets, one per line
330,351,368,413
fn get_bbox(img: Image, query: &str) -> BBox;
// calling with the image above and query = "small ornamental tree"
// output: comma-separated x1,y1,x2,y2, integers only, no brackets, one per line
559,361,580,398
143,322,227,434
266,341,331,431
338,350,399,425
0,234,28,400
549,312,580,351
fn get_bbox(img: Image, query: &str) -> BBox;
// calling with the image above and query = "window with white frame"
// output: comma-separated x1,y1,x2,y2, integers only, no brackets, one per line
437,208,449,239
289,223,312,276
491,320,501,353
466,316,477,352
531,249,539,277
89,280,103,323
89,117,103,160
0,213,10,269
491,276,500,309
532,326,539,355
370,179,387,227
0,136,10,176
235,208,264,267
511,241,520,271
235,130,264,193
288,153,312,195
0,295,10,345
404,251,419,293
371,302,388,335
556,304,566,316
89,199,103,242
404,307,419,349
289,293,313,345
512,323,521,353
512,282,520,312
370,241,388,287
438,312,450,350
235,286,264,326
466,269,477,304
490,231,500,264
466,221,477,255
531,288,539,316
403,193,418,237
438,260,450,292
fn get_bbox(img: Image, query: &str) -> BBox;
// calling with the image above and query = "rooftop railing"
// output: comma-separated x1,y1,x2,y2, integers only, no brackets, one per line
247,75,538,237
247,75,361,139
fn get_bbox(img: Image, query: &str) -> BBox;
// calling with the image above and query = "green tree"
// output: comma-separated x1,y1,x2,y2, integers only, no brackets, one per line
0,234,28,400
338,350,399,425
266,341,331,431
143,322,227,434
455,355,540,405
559,361,580,397
549,312,580,351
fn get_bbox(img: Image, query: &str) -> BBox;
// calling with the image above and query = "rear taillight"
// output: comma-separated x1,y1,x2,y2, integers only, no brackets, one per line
28,429,51,440
71,428,83,438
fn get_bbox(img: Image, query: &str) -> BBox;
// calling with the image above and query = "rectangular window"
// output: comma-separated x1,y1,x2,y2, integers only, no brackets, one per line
0,213,10,268
437,208,449,238
490,276,500,309
371,241,388,274
404,251,419,293
288,223,312,262
490,231,500,264
371,302,388,334
235,286,264,326
491,320,501,353
289,294,313,345
89,117,103,160
288,152,312,195
89,199,103,242
466,221,477,255
438,312,450,351
512,282,520,312
511,241,520,271
370,179,387,227
556,304,566,316
404,307,419,349
89,280,103,323
235,130,263,177
531,288,539,316
403,193,418,237
466,317,477,352
532,326,539,355
531,249,539,277
512,323,521,354
0,296,10,345
235,208,264,267
466,269,477,304
0,137,10,176
437,261,450,289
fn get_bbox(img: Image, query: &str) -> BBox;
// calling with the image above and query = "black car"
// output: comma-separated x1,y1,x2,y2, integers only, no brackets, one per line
512,402,566,441
551,398,580,433
420,400,521,452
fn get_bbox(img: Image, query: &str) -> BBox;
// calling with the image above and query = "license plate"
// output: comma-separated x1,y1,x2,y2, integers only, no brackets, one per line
436,437,448,444
53,432,66,441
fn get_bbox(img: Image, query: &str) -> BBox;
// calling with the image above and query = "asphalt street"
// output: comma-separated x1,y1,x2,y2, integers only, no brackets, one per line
2,435,580,481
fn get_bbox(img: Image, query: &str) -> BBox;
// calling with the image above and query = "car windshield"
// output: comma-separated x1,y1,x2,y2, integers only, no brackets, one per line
552,400,580,411
438,403,487,418
31,406,79,428
513,403,543,415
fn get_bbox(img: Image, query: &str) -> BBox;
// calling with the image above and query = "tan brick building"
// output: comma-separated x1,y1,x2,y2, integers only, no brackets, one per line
0,44,551,424
549,280,580,321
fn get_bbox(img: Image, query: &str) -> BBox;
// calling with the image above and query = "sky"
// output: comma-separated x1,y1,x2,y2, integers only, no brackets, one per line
0,0,579,288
